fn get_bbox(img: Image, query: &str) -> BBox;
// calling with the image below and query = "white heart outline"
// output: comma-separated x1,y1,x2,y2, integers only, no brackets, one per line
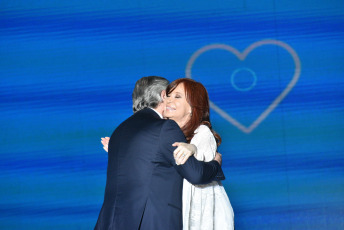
185,39,301,134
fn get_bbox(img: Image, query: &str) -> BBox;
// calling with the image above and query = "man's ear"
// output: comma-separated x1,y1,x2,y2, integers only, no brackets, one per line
161,90,166,100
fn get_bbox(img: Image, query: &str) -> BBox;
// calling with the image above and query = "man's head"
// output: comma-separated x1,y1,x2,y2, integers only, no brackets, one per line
132,76,169,113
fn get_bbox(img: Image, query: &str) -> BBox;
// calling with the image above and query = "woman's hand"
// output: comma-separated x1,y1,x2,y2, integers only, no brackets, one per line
214,152,222,166
101,137,110,152
172,142,197,165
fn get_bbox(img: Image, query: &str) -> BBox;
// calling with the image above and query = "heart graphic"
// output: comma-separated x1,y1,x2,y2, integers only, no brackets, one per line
185,39,301,134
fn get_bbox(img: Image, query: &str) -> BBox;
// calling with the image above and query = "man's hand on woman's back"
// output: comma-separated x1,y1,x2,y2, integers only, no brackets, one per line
101,137,110,153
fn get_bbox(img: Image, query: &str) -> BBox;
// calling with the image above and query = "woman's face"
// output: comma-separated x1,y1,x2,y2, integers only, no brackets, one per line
164,83,192,128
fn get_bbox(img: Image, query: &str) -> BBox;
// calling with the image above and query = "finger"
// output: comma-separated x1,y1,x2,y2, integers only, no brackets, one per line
176,157,183,165
175,153,184,164
176,153,184,163
176,156,183,165
176,151,188,164
174,152,183,163
172,142,181,147
174,155,182,165
179,153,191,165
175,149,187,160
179,155,187,164
101,137,110,143
173,146,183,157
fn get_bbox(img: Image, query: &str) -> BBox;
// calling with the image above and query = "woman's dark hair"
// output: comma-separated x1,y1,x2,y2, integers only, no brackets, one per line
166,78,221,146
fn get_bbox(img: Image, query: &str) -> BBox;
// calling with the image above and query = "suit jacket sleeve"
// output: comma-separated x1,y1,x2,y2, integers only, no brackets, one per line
159,119,225,185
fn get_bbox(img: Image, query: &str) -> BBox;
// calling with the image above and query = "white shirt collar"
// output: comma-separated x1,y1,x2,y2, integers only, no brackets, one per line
150,108,163,119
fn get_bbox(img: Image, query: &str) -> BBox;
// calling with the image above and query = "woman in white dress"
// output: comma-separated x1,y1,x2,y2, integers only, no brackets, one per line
164,78,234,230
102,78,234,230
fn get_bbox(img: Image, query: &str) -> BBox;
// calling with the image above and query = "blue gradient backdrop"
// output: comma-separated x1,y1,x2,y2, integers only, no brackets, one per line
1,1,343,229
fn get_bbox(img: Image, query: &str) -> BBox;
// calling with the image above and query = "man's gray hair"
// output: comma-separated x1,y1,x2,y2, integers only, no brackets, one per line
132,76,169,112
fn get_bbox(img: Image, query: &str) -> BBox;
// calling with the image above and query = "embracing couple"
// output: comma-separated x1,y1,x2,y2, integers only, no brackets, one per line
95,77,234,230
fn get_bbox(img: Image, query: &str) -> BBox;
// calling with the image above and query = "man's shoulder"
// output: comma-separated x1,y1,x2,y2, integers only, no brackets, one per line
133,108,163,120
115,108,157,129
160,119,186,143
161,119,181,131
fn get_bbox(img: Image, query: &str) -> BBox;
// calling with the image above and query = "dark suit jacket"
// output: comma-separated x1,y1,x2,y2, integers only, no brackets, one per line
95,108,224,230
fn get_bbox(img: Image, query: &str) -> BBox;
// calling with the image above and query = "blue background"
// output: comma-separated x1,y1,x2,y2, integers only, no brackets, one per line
1,1,343,229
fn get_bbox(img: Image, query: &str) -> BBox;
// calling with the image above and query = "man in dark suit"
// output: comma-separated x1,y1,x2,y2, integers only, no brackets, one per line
95,76,224,230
